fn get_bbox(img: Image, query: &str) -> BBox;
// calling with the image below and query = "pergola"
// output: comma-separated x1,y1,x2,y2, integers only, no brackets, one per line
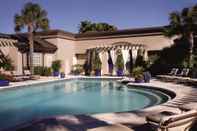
87,42,146,52
0,34,18,65
85,42,147,75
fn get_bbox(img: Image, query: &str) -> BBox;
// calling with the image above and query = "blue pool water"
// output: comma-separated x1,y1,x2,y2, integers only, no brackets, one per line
0,79,169,129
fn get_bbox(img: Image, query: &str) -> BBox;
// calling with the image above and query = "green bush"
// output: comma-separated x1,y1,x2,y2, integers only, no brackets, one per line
0,74,6,80
34,66,43,75
34,66,52,76
0,73,12,81
132,66,144,80
92,51,102,70
115,49,124,70
71,64,83,75
0,55,14,71
52,60,61,72
149,37,190,75
43,67,52,76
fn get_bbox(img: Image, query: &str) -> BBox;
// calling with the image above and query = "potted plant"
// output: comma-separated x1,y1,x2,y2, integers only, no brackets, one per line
0,74,10,86
60,72,65,78
0,55,14,71
132,66,144,83
71,64,83,75
115,49,124,76
92,51,102,76
52,60,61,76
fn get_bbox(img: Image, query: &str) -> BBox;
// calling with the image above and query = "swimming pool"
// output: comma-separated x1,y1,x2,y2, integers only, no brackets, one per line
0,79,171,129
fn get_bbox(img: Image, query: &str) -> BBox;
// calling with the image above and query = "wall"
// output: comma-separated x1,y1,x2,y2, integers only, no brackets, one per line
43,34,173,75
75,35,173,54
45,38,76,75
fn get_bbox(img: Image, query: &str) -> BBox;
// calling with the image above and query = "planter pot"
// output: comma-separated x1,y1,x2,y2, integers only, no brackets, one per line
134,78,144,83
0,80,9,86
53,71,59,77
143,71,151,83
95,69,101,76
108,64,113,75
60,73,65,78
116,69,124,76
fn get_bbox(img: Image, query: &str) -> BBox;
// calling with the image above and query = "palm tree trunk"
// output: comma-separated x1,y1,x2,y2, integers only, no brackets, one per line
188,32,194,68
28,25,34,74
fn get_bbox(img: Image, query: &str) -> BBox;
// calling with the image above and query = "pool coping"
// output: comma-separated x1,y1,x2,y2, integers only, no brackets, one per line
1,76,196,130
0,75,123,91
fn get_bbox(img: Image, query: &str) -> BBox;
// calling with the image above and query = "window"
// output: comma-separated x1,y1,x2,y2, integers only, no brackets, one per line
33,53,42,66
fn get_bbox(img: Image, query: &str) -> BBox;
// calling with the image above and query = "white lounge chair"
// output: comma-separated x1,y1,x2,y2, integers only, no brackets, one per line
146,110,197,131
177,68,190,77
168,68,179,76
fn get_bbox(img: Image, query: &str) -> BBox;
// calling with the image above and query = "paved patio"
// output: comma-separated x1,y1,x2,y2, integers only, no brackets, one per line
2,77,197,131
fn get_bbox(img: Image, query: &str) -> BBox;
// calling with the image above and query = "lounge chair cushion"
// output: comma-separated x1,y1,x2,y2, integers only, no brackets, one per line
147,110,197,129
146,111,178,123
179,102,197,111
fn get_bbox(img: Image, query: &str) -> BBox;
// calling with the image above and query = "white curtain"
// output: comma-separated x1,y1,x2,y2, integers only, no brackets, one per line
143,49,148,61
101,51,108,75
132,47,138,64
98,52,103,74
121,49,129,68
72,56,77,66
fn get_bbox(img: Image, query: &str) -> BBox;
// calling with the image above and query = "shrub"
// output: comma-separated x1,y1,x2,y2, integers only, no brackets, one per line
52,60,61,72
92,51,102,70
0,73,12,81
0,74,6,80
132,66,144,80
34,66,52,76
0,55,14,71
149,37,190,75
115,49,124,70
71,64,83,75
34,66,43,75
43,67,52,76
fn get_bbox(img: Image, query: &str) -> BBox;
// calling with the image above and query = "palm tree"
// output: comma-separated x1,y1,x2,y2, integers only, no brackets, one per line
14,2,49,74
164,4,197,67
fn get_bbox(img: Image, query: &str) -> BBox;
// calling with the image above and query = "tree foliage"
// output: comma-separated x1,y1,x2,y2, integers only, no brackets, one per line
14,2,50,74
79,20,117,33
163,4,197,67
14,2,49,32
149,37,191,75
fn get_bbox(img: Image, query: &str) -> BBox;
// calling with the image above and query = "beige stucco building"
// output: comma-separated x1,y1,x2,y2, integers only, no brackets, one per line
0,26,174,75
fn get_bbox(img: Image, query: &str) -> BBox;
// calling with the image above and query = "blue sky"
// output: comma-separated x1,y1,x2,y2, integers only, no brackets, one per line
0,0,196,33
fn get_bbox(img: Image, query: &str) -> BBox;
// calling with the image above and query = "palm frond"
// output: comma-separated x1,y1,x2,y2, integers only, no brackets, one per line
169,11,181,26
15,2,50,32
14,14,24,32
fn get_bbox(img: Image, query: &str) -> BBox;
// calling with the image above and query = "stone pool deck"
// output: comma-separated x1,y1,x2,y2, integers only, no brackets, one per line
2,76,197,131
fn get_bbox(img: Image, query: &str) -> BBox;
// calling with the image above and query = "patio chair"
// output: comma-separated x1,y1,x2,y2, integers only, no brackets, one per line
177,68,190,77
146,110,197,131
24,70,31,76
12,70,40,81
168,68,179,76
